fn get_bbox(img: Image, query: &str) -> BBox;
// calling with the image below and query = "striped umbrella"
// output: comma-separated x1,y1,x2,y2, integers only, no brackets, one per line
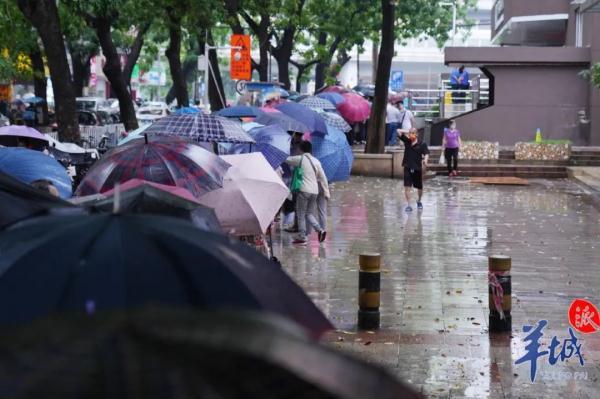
317,110,352,133
144,113,254,144
298,96,336,111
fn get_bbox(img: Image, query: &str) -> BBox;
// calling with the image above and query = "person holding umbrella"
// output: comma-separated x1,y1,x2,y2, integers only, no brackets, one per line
286,141,329,244
398,128,429,212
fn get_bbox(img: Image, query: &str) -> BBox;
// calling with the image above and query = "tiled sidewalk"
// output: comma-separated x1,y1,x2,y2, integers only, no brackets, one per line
275,176,600,398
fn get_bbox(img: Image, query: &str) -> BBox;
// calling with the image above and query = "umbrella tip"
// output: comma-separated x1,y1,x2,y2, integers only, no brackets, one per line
144,133,148,144
113,183,121,214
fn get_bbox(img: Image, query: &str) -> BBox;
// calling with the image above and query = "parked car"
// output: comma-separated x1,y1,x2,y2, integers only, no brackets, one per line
77,110,115,126
76,97,113,112
136,102,170,124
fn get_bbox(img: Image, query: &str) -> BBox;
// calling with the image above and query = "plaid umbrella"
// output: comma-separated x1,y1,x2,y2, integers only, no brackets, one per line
317,110,352,133
226,123,291,169
298,96,336,111
144,113,254,144
255,112,309,133
275,103,328,135
310,126,353,183
75,137,230,198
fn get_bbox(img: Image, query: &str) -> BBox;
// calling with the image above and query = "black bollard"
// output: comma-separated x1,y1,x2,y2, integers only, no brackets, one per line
358,253,381,330
489,255,512,332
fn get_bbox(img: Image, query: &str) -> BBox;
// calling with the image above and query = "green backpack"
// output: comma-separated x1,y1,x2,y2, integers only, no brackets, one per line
290,156,304,193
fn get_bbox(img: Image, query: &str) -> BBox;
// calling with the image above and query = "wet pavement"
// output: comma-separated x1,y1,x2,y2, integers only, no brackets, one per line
274,176,600,398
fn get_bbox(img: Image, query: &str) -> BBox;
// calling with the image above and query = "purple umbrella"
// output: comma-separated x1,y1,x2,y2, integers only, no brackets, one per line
0,126,48,150
316,92,346,106
275,103,328,135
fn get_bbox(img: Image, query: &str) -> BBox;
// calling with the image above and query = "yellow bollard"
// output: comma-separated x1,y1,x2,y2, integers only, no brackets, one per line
358,253,381,330
488,255,512,332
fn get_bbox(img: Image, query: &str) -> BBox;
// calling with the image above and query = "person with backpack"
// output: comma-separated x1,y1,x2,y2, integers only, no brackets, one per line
286,141,330,245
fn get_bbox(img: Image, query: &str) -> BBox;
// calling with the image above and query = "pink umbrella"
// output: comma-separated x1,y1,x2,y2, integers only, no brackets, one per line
336,92,371,123
321,85,349,94
0,125,48,150
260,107,281,113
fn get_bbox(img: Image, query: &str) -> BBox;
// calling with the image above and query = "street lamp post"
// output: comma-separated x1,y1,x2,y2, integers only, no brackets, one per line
441,1,457,46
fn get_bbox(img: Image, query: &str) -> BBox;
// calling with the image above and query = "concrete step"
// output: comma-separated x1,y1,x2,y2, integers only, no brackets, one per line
428,164,568,178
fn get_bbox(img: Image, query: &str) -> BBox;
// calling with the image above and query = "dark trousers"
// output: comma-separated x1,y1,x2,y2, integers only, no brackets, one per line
385,123,396,146
445,148,459,174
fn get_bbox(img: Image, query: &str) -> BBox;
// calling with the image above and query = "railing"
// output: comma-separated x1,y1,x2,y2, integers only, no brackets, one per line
406,79,490,120
47,124,125,148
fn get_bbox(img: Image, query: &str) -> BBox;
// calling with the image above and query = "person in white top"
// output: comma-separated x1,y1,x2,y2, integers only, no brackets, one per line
396,101,414,133
286,141,330,244
385,102,402,146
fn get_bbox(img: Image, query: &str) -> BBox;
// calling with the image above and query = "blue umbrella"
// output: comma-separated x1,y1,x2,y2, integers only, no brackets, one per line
214,106,263,118
316,92,346,106
0,147,72,198
117,123,151,146
311,126,353,183
227,124,291,169
174,107,201,115
255,112,309,133
275,103,328,135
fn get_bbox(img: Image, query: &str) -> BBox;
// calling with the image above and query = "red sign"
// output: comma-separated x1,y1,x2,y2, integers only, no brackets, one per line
568,299,600,334
230,34,251,81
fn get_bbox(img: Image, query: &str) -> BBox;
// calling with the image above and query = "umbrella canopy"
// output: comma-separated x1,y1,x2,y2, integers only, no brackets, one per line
0,147,72,198
275,102,328,135
298,96,337,111
337,92,371,123
174,106,200,114
321,85,349,94
310,125,353,182
77,179,222,233
317,110,352,133
255,111,309,133
0,307,420,399
214,105,263,118
75,137,230,198
316,92,346,106
117,123,151,146
143,113,255,144
0,171,76,229
198,153,289,235
227,124,291,169
0,213,331,337
353,84,375,97
0,125,48,150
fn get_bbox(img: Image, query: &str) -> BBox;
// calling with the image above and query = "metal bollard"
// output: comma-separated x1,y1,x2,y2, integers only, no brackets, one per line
488,255,512,332
358,253,381,330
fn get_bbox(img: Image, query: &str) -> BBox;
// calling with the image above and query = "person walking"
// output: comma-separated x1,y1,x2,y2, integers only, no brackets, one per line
443,120,462,176
385,101,402,146
286,141,330,244
399,128,429,212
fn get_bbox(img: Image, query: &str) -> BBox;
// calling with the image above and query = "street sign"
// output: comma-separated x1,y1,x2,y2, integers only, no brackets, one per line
390,70,404,91
0,84,12,102
230,34,251,81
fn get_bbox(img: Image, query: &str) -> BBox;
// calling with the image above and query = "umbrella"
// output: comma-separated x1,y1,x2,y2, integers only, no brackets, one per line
0,307,421,399
337,92,371,123
214,105,263,118
317,110,352,133
198,153,289,235
75,137,230,198
317,92,346,106
321,85,349,94
255,111,309,133
76,179,222,233
117,123,151,146
174,107,200,114
0,147,72,198
310,125,353,182
144,113,255,144
0,171,76,229
0,125,48,150
227,124,291,169
0,213,332,338
275,102,328,135
298,96,337,111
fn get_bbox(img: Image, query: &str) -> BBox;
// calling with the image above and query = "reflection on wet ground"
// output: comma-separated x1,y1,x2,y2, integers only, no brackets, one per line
274,176,600,398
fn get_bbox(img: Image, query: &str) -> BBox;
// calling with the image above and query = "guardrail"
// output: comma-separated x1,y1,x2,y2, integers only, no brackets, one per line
47,124,125,148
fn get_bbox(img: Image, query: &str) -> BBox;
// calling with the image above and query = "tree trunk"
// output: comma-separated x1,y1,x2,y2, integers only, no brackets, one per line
165,58,197,105
371,37,379,85
365,0,395,154
314,32,329,91
165,8,189,107
272,28,295,90
18,0,79,141
93,17,138,131
257,15,270,81
30,45,49,125
123,22,151,89
70,50,92,97
198,30,227,111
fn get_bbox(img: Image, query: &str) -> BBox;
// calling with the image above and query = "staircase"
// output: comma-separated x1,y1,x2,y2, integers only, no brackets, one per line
570,147,600,166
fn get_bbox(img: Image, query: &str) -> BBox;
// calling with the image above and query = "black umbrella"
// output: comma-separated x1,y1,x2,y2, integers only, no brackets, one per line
0,171,77,229
0,307,422,399
76,180,223,233
0,213,332,337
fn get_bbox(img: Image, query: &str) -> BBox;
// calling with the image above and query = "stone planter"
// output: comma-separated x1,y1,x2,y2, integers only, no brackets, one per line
514,142,571,161
459,141,499,160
